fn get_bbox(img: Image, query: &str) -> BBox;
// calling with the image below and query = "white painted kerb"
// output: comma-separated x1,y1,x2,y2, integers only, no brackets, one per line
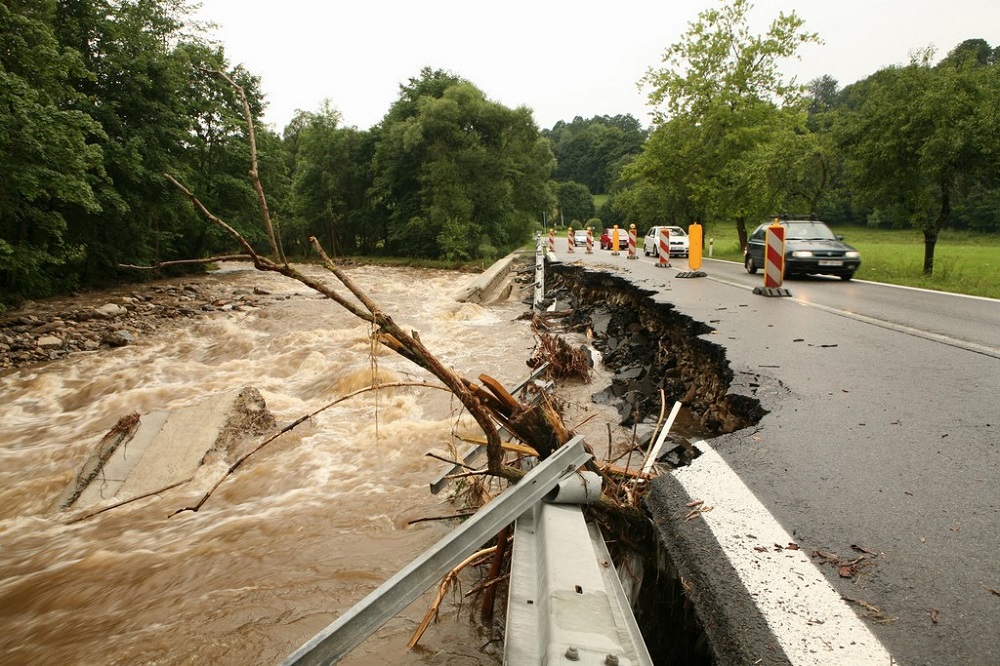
671,442,894,665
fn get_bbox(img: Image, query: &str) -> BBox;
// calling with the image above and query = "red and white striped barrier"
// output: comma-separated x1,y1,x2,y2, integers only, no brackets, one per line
764,222,785,288
567,227,575,253
656,227,671,267
627,225,638,260
548,228,555,254
586,228,594,254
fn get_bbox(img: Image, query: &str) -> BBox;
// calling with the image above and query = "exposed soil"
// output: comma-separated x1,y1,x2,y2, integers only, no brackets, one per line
546,263,767,441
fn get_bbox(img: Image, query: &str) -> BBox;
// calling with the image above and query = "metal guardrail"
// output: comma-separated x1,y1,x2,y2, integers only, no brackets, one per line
505,501,653,665
282,436,592,666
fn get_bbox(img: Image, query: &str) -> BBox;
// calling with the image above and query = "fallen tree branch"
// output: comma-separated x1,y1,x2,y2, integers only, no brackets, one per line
409,546,497,649
406,511,477,526
204,68,282,264
119,255,252,270
66,478,191,524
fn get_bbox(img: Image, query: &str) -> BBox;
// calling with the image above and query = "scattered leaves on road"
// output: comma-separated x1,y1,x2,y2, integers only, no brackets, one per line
842,595,896,624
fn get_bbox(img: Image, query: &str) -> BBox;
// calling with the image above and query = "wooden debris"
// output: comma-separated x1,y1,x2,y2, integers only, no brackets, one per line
409,546,497,648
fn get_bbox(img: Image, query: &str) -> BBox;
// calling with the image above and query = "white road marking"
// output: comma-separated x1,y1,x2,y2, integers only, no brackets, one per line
670,442,895,665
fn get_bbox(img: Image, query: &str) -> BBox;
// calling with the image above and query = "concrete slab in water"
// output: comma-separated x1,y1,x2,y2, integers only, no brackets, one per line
59,386,275,510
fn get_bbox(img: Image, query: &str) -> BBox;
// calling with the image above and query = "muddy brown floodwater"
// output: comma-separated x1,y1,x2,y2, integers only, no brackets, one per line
1,262,664,666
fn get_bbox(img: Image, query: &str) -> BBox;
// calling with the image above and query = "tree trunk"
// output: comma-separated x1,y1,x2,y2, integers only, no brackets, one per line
923,185,951,276
922,230,937,276
736,215,748,252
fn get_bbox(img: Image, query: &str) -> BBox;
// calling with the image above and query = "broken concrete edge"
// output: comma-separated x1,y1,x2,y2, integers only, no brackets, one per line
56,412,141,510
545,263,767,434
643,471,793,666
56,386,277,513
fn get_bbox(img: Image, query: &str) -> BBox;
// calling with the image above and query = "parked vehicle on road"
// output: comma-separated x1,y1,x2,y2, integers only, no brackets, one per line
600,228,629,250
643,226,690,258
573,229,589,247
744,219,861,281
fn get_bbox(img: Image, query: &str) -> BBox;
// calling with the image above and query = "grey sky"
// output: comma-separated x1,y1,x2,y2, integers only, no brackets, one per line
194,1,1000,132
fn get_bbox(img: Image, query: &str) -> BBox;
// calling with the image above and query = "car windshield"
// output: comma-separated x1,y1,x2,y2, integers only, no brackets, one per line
784,222,837,240
667,227,687,236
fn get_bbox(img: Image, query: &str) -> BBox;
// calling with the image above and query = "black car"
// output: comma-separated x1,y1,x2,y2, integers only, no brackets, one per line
744,219,861,281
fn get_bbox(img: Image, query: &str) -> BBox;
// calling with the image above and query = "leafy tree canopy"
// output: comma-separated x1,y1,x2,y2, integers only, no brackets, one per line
544,115,647,194
628,0,819,248
555,181,594,227
370,69,554,260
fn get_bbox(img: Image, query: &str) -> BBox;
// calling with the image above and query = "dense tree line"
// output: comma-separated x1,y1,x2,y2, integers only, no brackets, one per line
1,4,554,308
1,0,271,307
5,0,999,309
613,0,1000,275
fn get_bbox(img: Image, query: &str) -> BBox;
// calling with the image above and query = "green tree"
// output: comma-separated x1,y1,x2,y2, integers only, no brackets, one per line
286,103,375,256
49,0,267,279
555,181,594,227
545,115,647,194
835,48,1000,274
0,0,104,300
371,69,554,260
638,0,820,248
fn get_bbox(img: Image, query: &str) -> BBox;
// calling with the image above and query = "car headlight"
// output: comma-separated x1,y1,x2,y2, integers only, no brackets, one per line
845,251,860,258
791,251,813,258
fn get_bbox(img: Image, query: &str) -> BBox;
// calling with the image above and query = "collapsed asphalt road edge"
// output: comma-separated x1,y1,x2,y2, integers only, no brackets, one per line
645,441,894,666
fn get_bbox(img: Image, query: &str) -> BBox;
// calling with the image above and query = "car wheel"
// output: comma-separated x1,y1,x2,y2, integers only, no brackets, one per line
745,255,757,274
840,272,854,281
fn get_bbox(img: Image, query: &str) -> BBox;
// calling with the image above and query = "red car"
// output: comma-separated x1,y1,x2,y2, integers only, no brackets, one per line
600,228,630,250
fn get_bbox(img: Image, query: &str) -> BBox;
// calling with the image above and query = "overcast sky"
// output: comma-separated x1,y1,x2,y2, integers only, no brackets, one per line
193,1,1000,133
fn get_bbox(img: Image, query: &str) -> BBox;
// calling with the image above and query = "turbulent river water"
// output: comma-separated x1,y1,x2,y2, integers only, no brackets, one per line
0,263,635,666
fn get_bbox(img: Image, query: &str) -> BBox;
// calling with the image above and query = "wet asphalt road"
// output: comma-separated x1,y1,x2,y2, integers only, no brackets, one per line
560,248,1000,666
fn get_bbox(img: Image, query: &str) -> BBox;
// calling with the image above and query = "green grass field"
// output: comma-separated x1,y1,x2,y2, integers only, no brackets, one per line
706,225,1000,299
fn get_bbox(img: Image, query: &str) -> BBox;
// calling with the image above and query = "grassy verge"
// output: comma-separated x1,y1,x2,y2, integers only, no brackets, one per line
706,226,1000,299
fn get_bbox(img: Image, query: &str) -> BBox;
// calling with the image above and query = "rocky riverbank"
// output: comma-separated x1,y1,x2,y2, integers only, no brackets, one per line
0,278,280,372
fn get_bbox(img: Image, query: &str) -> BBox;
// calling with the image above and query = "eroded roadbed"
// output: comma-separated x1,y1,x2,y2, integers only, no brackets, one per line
548,257,1000,666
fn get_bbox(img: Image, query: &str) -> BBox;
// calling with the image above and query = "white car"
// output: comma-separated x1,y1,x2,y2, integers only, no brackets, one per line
643,226,690,258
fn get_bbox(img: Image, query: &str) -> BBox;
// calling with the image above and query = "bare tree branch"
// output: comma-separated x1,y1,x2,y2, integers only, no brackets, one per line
205,68,283,264
120,255,252,270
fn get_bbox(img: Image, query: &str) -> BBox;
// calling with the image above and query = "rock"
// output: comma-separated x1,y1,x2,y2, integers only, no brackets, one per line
30,320,66,334
102,330,135,347
96,303,126,318
37,335,63,349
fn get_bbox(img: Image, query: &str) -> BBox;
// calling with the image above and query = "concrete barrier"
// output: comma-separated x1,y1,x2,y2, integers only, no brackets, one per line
455,251,529,304
57,386,276,511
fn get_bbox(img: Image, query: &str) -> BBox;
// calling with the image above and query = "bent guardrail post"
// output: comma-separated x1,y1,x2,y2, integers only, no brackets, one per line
283,436,591,666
